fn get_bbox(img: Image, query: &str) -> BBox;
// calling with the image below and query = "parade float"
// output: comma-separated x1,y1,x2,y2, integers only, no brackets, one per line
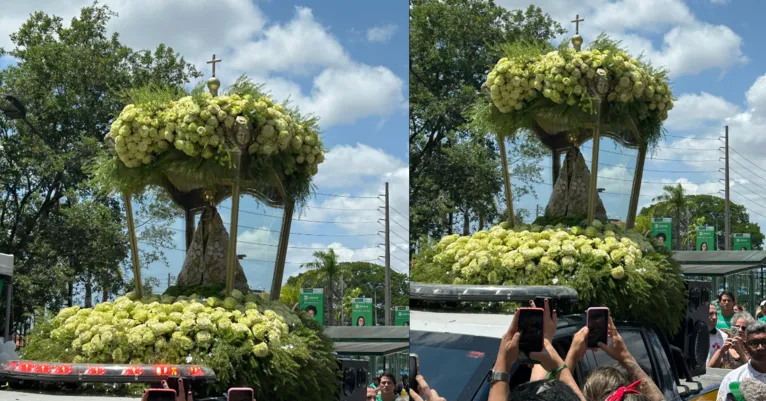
17,58,339,401
411,24,688,334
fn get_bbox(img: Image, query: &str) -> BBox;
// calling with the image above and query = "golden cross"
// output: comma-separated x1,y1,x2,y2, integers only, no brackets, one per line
207,54,222,77
571,14,584,35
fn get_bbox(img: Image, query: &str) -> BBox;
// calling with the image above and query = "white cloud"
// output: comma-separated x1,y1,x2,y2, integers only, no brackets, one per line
1,3,406,128
313,143,405,189
495,0,746,78
709,0,730,4
666,92,740,131
230,7,349,76
367,24,397,43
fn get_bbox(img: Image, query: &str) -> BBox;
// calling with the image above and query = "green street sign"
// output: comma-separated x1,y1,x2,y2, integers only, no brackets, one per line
352,298,373,326
734,233,752,250
651,218,672,249
299,288,324,325
395,306,410,326
696,226,716,251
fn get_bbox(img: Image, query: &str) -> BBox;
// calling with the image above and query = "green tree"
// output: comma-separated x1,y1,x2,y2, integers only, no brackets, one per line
0,4,199,332
301,249,343,326
409,0,563,249
652,184,689,250
287,262,409,326
641,194,764,250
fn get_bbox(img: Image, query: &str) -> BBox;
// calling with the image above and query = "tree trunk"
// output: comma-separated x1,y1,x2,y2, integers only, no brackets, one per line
479,213,485,231
102,287,109,303
67,282,74,308
463,211,470,236
84,274,93,308
327,276,335,326
448,212,453,235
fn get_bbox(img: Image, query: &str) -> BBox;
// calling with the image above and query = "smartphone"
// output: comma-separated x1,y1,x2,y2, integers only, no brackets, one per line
586,307,610,348
166,376,180,394
517,308,545,355
533,297,555,319
732,326,740,337
144,389,177,401
409,353,419,394
228,387,254,401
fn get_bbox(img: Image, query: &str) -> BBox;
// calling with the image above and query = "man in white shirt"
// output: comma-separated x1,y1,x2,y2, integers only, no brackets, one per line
717,321,766,401
708,303,729,365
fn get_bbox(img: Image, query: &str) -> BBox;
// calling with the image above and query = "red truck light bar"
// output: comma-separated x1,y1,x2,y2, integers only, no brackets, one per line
0,360,216,384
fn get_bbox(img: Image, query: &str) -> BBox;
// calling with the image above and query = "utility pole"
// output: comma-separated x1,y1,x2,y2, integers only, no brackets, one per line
725,126,731,250
168,273,173,287
384,182,391,326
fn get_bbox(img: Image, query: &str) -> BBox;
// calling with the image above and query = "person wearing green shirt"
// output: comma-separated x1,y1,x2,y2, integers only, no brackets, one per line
377,372,398,401
718,291,737,331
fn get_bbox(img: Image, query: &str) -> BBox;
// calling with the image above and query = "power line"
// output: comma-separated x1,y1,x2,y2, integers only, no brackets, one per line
729,160,766,187
581,145,720,162
729,189,766,220
387,229,410,245
218,206,378,224
729,168,766,195
663,134,722,141
389,206,408,221
314,192,381,199
730,147,766,177
388,216,409,233
580,159,719,174
150,242,381,265
165,228,379,250
391,254,411,268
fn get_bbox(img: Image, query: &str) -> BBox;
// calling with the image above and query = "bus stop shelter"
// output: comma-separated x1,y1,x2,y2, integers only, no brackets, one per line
674,251,766,316
324,327,409,380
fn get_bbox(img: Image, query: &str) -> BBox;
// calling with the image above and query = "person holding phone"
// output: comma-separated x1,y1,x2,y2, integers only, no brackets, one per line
489,301,585,401
711,312,754,369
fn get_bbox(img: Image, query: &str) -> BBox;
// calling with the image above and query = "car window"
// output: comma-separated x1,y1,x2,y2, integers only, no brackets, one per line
584,330,656,384
644,330,675,400
411,344,489,401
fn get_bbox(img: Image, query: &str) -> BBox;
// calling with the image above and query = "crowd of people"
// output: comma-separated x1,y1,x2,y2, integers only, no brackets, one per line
706,291,766,400
406,295,766,401
410,299,665,401
368,372,410,401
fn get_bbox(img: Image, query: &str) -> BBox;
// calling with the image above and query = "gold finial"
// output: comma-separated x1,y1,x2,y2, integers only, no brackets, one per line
207,54,222,97
571,14,585,51
203,188,216,205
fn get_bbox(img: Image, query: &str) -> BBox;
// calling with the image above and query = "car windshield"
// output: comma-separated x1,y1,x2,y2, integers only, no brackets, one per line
411,343,488,401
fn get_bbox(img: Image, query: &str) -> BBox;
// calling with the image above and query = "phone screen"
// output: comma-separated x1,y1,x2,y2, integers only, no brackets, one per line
409,354,419,393
228,389,253,401
517,308,544,354
533,297,555,319
145,390,176,401
587,308,609,348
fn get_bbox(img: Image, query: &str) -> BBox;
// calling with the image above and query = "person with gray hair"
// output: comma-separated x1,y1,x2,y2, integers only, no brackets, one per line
716,321,766,401
711,312,754,370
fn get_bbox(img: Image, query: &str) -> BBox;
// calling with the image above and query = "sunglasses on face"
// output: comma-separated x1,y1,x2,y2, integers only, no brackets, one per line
748,339,766,348
380,381,393,386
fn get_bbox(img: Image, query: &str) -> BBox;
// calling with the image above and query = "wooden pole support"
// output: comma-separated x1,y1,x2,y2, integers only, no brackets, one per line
587,100,602,224
270,198,295,301
498,135,515,227
123,192,143,299
626,141,648,229
226,152,242,297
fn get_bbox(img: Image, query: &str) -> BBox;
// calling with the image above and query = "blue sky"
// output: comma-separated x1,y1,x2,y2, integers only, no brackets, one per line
495,0,766,234
1,0,409,293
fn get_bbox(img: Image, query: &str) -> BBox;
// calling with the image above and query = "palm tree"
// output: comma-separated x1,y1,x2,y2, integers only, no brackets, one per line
654,184,688,250
301,248,343,326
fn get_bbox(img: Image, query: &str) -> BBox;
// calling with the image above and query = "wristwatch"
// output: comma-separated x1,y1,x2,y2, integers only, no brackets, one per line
487,370,510,385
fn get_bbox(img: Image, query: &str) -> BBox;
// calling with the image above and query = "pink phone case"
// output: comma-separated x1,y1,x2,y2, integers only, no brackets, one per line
228,387,254,401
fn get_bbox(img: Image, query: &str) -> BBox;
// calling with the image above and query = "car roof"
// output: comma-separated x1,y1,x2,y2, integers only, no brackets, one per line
411,310,515,339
